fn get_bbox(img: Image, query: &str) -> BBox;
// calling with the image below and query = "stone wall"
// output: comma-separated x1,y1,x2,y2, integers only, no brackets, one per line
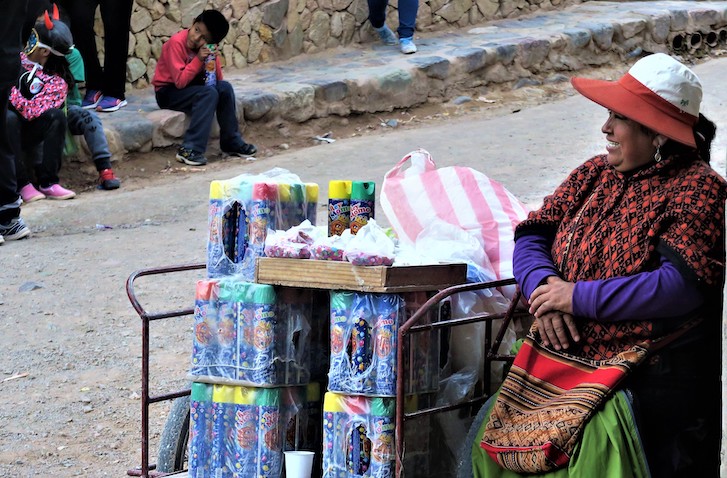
119,0,582,89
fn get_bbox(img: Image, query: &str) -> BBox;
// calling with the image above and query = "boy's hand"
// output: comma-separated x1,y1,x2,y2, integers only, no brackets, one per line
197,44,213,61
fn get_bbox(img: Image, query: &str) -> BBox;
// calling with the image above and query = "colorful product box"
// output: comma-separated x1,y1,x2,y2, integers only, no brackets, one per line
328,291,441,396
322,392,396,478
207,172,318,281
191,279,315,387
188,383,319,478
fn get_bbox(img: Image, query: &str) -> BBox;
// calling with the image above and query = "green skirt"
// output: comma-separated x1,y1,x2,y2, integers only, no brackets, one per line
472,390,650,478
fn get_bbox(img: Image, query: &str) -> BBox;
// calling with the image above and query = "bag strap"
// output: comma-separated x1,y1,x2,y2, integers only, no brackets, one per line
648,316,703,354
383,148,437,180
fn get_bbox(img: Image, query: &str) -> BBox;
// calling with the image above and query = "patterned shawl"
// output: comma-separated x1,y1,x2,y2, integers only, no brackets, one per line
480,153,726,473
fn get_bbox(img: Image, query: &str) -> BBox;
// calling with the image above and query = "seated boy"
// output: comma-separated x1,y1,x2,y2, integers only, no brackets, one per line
152,9,257,166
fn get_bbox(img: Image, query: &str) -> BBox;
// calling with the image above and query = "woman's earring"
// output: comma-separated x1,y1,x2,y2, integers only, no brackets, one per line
654,146,662,163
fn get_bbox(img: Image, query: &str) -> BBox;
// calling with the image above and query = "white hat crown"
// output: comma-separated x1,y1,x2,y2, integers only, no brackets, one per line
628,53,702,117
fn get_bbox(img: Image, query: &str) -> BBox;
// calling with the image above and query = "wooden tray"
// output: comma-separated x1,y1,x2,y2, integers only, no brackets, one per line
255,257,468,292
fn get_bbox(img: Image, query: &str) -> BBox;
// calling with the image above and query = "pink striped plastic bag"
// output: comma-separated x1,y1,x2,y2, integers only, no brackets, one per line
380,149,529,285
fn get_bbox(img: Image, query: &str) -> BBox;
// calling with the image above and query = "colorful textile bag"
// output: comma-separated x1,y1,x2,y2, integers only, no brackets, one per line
379,148,528,283
479,318,701,473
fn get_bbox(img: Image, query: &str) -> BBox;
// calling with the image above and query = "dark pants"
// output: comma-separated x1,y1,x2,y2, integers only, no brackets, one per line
0,88,21,223
367,0,419,38
6,108,66,188
155,81,247,154
59,0,133,100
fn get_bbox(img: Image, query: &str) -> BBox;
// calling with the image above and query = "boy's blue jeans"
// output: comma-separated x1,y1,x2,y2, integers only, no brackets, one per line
155,80,247,154
367,0,419,39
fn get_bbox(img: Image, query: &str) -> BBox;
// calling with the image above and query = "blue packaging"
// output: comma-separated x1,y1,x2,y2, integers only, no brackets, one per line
191,280,220,379
328,292,403,396
322,393,395,478
188,383,214,478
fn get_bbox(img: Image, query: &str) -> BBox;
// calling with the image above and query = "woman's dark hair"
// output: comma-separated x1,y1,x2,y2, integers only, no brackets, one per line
660,114,717,164
195,10,229,44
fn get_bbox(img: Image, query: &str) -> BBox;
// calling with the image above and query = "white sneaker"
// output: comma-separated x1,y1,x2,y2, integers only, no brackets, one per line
400,37,417,54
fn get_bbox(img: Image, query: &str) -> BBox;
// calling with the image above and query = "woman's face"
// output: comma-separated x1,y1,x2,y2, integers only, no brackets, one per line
187,22,212,51
601,111,659,172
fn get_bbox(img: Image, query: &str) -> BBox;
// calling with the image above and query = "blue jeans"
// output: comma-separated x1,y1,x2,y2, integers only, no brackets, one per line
155,81,247,154
367,0,419,39
67,105,112,171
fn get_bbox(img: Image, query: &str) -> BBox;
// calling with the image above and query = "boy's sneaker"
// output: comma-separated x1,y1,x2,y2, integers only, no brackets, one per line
39,184,76,200
375,25,398,46
0,217,31,241
400,37,417,54
223,143,257,158
98,169,121,190
0,234,4,245
19,183,46,203
176,147,207,166
96,96,128,112
82,90,103,109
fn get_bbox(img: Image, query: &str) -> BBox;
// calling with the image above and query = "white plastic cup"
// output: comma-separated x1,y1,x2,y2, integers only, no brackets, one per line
284,450,315,478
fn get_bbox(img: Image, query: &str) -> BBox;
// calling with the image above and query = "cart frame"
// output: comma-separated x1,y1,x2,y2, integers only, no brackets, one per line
125,263,525,478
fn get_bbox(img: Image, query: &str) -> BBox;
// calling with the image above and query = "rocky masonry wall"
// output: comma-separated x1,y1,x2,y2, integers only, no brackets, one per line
121,0,582,89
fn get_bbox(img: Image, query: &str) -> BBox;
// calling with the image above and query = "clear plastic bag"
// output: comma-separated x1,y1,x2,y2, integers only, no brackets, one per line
343,219,395,266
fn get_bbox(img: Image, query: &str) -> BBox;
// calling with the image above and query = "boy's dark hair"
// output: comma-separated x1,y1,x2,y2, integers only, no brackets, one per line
195,10,229,44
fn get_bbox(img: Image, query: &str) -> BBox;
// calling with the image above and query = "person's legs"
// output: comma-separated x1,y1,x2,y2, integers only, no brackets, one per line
215,81,251,152
156,85,218,154
67,105,111,170
67,105,119,189
61,0,102,91
0,90,22,227
27,109,66,188
367,0,389,29
396,0,418,39
98,0,133,101
5,109,31,191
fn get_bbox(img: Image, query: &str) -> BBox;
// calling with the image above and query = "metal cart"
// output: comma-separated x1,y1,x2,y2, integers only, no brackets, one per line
125,263,527,478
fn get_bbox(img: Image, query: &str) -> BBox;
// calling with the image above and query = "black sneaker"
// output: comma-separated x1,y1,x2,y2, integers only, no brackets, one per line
176,147,207,166
223,143,257,157
0,217,31,241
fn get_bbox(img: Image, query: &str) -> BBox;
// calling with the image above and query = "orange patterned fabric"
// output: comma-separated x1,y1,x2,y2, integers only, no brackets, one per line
520,154,726,286
480,153,726,473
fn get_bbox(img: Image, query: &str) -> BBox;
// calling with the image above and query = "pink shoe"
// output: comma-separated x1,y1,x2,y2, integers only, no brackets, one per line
19,184,46,203
39,184,76,200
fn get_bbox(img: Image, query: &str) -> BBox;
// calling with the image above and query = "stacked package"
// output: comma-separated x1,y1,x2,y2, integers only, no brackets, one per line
322,392,395,478
324,291,442,476
327,291,440,396
188,382,322,478
207,170,319,280
192,278,323,387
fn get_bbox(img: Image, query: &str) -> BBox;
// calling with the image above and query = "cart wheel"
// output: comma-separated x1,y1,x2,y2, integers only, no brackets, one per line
455,395,494,478
156,395,190,473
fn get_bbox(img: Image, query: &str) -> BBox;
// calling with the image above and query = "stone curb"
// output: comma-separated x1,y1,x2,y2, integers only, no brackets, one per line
96,0,727,158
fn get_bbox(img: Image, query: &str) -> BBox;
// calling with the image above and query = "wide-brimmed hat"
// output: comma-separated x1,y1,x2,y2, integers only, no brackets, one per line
571,53,701,148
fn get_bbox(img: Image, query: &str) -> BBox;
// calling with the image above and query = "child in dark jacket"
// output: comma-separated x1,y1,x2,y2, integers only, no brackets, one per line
152,9,256,166
7,12,76,200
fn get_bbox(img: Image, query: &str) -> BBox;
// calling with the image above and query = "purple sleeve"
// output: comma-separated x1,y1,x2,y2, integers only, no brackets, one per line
513,233,560,300
573,256,704,321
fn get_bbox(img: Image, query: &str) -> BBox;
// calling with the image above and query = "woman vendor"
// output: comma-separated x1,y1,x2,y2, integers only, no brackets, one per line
471,53,725,477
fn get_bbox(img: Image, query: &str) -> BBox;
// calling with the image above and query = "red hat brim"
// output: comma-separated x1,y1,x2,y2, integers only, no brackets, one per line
571,75,697,148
